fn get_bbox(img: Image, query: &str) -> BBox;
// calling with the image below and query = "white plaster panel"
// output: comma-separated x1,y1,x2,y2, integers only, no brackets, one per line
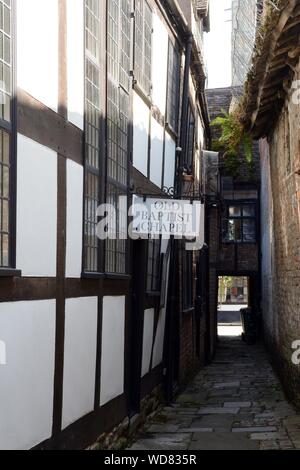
141,308,155,377
0,300,56,450
16,134,57,277
62,297,98,429
151,13,168,114
67,0,84,129
133,91,150,176
66,160,83,278
163,132,176,189
149,117,164,187
17,0,58,111
100,296,125,406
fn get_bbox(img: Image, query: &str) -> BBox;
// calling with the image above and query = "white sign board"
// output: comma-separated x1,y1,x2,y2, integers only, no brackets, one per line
132,196,204,239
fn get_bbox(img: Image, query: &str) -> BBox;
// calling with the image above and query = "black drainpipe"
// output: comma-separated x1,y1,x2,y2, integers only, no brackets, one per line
164,33,193,403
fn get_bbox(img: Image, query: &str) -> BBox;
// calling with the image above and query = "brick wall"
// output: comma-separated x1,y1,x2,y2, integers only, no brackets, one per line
261,60,300,406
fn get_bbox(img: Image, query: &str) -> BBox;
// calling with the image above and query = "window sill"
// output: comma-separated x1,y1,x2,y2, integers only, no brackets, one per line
165,122,178,140
146,291,161,297
0,268,22,278
81,272,131,281
132,82,152,108
222,241,257,245
105,273,131,281
81,272,105,280
183,307,195,315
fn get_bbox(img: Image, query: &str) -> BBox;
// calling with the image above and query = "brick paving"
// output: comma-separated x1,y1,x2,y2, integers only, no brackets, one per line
128,332,300,450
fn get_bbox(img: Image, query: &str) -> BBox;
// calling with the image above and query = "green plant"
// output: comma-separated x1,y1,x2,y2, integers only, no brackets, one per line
210,109,254,176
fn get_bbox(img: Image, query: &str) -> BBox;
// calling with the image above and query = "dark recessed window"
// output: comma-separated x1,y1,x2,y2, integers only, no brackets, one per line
184,103,195,174
0,0,13,269
222,203,257,243
183,251,193,310
147,237,161,293
134,0,152,97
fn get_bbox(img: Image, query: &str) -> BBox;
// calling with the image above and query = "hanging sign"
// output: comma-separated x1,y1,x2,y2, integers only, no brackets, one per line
131,196,204,239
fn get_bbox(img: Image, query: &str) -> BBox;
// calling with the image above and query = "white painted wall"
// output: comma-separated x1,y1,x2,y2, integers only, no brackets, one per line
66,160,83,278
16,135,57,277
151,13,168,114
150,117,164,188
0,300,56,450
62,297,98,429
100,296,125,406
163,132,176,189
67,0,84,129
17,0,58,111
133,91,149,176
141,308,155,377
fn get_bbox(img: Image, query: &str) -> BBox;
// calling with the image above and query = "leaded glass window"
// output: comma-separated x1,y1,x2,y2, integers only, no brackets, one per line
166,41,180,132
106,0,131,274
0,0,12,268
134,0,152,96
84,0,101,272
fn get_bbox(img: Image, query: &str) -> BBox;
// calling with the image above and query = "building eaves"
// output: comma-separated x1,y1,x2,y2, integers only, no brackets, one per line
241,0,300,139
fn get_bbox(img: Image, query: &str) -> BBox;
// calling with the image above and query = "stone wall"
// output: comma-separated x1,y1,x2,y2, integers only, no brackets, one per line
88,386,163,450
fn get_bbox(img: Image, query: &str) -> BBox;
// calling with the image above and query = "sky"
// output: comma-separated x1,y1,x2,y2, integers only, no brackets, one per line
204,0,232,89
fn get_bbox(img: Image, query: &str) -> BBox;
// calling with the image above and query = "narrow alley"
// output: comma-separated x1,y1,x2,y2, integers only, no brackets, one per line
129,333,300,451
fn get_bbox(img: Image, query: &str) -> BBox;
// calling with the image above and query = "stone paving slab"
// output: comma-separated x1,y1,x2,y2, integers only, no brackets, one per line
127,335,300,451
189,432,259,450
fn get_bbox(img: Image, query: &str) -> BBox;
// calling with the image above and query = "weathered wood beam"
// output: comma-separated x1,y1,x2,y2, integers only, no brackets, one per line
250,0,298,129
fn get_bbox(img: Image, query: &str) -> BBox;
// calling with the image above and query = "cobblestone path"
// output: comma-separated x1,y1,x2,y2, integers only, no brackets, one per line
129,334,300,450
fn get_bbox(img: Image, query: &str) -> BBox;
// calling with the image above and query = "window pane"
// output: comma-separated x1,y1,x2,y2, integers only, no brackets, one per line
243,205,255,217
0,0,11,123
243,219,256,242
167,41,180,132
147,238,161,292
134,0,152,96
229,206,241,217
0,129,10,267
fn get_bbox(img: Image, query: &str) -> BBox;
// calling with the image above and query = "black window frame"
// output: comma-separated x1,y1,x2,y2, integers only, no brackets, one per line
222,202,257,244
0,0,17,274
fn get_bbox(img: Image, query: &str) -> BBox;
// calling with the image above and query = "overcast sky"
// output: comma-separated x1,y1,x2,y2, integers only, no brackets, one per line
204,0,232,89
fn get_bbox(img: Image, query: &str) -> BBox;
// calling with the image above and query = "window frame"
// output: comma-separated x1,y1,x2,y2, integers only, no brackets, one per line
0,0,17,274
184,101,196,175
83,0,103,275
133,0,153,99
146,236,162,294
83,0,132,277
222,201,257,244
166,39,180,135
